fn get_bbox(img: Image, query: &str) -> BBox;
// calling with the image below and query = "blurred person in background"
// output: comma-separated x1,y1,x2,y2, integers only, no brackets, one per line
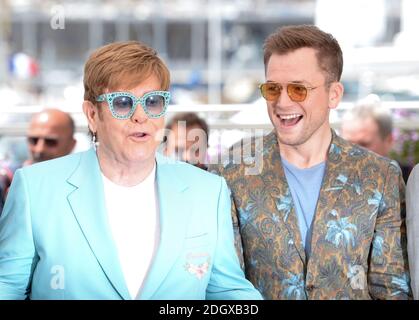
340,97,412,182
0,41,262,300
0,167,13,215
341,97,393,157
211,25,411,300
164,112,209,170
0,109,75,210
407,165,419,299
24,108,76,165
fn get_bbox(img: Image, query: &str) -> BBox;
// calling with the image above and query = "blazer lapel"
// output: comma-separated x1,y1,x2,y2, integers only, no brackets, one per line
263,132,307,264
66,148,130,300
268,131,355,269
308,131,355,264
139,154,191,300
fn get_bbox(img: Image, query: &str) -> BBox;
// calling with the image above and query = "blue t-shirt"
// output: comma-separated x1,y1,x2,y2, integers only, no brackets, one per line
281,157,326,259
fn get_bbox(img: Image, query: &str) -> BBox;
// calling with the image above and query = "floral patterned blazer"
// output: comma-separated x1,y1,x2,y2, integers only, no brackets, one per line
210,130,412,300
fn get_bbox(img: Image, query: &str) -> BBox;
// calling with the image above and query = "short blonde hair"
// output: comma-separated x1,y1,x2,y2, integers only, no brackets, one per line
83,41,170,104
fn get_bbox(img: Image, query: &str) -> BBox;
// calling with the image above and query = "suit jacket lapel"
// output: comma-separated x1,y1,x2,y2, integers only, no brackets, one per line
263,132,307,264
308,131,355,265
139,154,191,300
263,130,355,265
66,148,130,300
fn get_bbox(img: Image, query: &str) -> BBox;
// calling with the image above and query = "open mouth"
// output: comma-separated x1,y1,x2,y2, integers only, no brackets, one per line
278,113,303,127
131,132,149,138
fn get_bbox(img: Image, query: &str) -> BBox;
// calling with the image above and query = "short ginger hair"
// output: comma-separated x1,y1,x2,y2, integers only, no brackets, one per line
83,41,170,104
263,24,343,83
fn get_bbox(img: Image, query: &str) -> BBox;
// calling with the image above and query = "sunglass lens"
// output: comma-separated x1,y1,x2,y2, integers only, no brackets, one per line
287,84,307,102
144,94,165,115
112,95,134,117
261,83,281,101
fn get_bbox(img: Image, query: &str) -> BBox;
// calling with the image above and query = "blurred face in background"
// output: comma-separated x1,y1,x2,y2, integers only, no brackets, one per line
341,116,393,157
27,109,76,163
166,123,208,169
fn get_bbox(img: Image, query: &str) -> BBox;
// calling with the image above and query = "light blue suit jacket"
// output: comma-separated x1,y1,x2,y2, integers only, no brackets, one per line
0,148,262,300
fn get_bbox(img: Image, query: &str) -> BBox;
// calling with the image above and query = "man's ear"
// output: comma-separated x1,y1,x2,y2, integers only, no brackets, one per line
328,81,344,110
69,138,76,153
82,100,98,133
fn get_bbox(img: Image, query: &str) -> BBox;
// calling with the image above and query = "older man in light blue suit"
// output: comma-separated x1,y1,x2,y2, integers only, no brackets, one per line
0,41,262,300
0,150,260,300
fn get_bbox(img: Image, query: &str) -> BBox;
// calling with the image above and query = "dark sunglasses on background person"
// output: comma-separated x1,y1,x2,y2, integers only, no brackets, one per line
96,91,171,120
259,82,327,102
27,136,59,147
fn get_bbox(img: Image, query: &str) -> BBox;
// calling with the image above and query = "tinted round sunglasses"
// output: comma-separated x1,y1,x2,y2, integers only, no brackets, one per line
259,82,324,102
96,90,171,120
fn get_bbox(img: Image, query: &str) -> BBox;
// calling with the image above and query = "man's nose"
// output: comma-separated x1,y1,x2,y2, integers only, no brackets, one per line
275,86,294,107
131,103,148,124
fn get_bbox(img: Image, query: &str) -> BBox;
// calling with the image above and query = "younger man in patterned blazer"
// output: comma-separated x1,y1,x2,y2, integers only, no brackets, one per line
211,25,412,300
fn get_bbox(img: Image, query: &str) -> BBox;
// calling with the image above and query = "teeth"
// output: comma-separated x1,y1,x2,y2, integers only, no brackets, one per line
279,114,301,120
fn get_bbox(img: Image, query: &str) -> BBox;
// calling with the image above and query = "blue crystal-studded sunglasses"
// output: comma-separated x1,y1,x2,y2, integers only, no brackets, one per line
96,91,171,120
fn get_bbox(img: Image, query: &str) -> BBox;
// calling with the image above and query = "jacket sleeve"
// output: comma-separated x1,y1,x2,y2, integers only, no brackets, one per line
0,169,37,300
368,161,412,299
209,165,245,271
406,164,419,299
206,177,262,300
230,198,246,271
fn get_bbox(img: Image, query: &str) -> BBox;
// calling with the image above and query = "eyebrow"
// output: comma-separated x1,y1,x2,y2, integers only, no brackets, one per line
111,89,162,95
265,80,311,85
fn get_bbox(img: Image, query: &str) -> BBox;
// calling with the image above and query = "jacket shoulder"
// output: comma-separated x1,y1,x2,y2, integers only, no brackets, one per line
19,151,85,181
158,154,225,189
209,131,276,175
334,134,401,175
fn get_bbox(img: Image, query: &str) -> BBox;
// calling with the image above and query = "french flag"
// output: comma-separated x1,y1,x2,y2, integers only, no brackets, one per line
9,53,39,79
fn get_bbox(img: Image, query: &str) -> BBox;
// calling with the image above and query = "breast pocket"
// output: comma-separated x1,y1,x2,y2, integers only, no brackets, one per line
183,233,212,282
184,233,210,249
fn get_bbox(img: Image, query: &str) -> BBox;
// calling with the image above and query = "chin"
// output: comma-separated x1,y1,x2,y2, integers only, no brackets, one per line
278,138,300,147
128,149,156,164
277,133,306,147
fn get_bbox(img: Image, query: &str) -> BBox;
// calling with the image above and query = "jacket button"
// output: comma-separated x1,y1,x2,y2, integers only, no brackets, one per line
306,285,315,291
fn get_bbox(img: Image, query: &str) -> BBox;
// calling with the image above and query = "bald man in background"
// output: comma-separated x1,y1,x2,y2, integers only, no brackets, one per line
25,109,76,166
0,109,76,210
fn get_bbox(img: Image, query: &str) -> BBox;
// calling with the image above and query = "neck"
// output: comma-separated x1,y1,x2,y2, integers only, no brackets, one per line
279,127,332,169
96,150,156,187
